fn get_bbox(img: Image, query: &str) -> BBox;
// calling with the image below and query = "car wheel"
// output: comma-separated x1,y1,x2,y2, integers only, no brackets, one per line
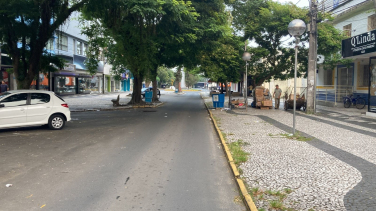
48,114,65,130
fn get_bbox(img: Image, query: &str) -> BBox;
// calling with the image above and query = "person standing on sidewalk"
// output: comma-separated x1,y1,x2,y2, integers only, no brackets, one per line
0,80,9,93
273,85,282,109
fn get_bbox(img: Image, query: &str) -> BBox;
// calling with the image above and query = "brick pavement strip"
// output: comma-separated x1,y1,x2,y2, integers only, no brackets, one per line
202,94,376,211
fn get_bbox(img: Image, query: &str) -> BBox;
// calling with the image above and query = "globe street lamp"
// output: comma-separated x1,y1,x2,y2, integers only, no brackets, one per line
242,52,251,109
288,19,306,134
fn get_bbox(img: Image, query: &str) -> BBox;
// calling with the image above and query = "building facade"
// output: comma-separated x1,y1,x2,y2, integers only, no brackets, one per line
318,0,376,116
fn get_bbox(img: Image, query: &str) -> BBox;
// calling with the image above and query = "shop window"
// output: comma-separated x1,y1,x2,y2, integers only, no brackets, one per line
368,14,376,31
370,63,376,112
90,77,101,93
115,80,120,90
57,33,68,51
55,76,76,95
30,74,49,90
78,77,91,94
358,65,370,87
343,24,352,38
324,69,333,85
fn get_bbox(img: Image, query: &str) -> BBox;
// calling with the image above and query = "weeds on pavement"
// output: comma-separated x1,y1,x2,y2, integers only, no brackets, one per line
249,187,301,211
228,140,250,166
280,133,312,141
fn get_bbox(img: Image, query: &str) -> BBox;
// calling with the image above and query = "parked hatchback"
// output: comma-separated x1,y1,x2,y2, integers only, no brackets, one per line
0,90,71,130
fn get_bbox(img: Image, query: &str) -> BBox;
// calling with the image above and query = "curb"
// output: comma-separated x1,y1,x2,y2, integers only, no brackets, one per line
203,98,258,211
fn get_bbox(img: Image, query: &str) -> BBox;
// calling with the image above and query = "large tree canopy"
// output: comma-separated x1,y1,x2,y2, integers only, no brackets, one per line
0,0,88,88
230,0,345,86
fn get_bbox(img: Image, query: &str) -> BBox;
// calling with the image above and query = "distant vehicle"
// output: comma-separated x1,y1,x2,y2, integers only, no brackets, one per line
0,90,71,130
132,87,161,99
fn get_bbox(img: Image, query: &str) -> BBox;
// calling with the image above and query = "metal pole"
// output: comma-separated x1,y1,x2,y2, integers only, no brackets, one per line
293,37,299,134
245,61,247,109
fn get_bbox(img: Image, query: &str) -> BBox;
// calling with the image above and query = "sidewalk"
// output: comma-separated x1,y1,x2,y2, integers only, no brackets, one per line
61,92,132,111
62,90,175,111
202,92,376,211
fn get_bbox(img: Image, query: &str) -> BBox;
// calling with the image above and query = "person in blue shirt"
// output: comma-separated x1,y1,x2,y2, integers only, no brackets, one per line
0,80,9,93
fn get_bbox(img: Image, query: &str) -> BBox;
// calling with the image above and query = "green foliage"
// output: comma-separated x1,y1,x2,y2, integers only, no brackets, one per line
230,0,345,86
157,66,175,86
0,0,88,88
228,140,250,166
200,34,243,83
81,0,199,103
185,72,200,88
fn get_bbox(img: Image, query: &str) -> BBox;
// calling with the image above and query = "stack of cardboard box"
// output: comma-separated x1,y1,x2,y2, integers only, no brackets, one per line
255,86,265,107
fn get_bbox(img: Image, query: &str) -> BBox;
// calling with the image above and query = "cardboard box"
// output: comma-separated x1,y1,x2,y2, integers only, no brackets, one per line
256,102,262,107
262,100,273,107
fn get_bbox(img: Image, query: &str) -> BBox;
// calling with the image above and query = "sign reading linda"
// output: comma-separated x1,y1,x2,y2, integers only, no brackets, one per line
342,30,376,58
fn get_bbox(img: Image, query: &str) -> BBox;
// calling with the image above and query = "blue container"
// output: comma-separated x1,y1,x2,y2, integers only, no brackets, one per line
145,91,153,103
212,94,225,108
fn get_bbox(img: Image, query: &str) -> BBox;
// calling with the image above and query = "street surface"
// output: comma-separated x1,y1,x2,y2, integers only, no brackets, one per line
0,92,245,211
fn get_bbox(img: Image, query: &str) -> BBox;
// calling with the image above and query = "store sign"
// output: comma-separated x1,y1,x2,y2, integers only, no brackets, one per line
64,64,76,72
342,30,376,58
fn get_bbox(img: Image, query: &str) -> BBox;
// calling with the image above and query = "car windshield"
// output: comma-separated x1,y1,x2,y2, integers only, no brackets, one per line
0,92,11,100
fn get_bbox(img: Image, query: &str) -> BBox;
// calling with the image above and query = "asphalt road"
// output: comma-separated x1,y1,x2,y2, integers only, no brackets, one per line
0,92,245,211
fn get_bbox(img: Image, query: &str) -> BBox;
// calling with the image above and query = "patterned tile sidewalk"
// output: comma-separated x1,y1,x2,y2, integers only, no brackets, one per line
202,93,376,211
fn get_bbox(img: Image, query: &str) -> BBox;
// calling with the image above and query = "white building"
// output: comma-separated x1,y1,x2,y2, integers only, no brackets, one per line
318,0,376,116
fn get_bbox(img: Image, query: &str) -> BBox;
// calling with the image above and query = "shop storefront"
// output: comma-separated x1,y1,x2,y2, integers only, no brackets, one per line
0,67,11,88
342,29,376,115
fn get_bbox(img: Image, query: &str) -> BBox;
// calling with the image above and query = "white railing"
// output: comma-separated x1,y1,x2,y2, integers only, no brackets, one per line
316,85,353,104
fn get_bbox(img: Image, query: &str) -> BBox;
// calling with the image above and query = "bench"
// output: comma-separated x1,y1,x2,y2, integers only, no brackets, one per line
111,95,120,106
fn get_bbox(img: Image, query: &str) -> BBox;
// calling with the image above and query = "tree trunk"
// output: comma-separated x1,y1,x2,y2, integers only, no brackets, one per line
152,76,159,102
129,73,144,105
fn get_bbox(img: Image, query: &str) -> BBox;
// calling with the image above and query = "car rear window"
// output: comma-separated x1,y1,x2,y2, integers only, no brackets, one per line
54,94,65,102
31,93,51,104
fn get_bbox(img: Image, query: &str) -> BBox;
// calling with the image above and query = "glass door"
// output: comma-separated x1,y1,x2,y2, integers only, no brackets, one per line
369,58,376,112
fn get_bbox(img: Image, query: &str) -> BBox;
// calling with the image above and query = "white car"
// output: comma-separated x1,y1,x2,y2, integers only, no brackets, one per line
0,90,71,130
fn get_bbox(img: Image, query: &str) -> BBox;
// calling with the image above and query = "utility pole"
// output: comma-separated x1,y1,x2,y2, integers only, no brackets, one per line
307,0,318,114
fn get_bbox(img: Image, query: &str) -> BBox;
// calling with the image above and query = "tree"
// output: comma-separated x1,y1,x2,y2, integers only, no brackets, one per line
157,66,175,86
82,0,198,104
0,0,89,88
230,0,345,87
185,72,200,88
199,33,243,93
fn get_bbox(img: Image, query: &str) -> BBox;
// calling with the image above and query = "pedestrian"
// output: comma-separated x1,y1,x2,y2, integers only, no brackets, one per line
264,88,271,100
273,85,282,109
0,80,9,93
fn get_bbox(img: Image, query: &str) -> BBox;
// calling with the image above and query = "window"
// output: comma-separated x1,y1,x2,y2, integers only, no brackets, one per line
30,93,50,105
57,33,68,51
55,76,76,95
0,93,28,107
76,40,82,55
368,14,376,31
343,24,352,37
338,66,353,87
324,69,334,85
83,43,87,56
358,65,370,87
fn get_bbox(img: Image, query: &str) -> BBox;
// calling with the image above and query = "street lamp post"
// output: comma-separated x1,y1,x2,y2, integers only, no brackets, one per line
242,52,251,110
288,19,306,134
